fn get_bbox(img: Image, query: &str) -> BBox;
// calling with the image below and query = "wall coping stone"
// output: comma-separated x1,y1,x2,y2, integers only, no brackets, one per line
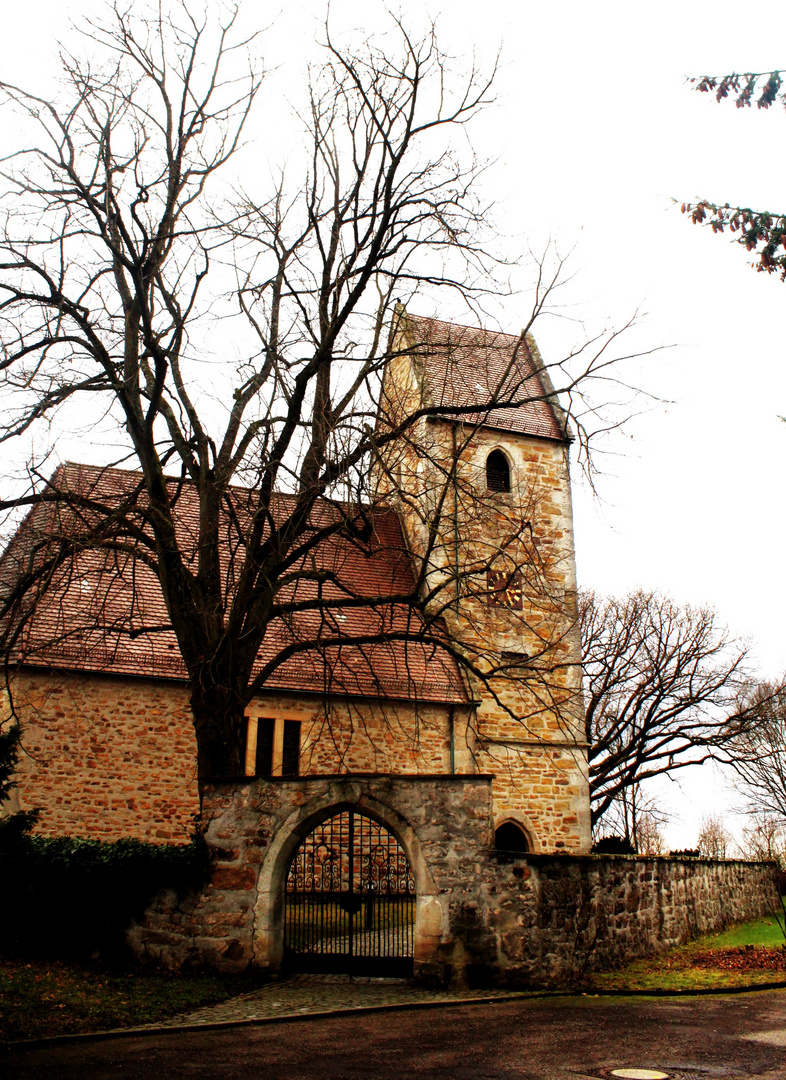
204,774,496,788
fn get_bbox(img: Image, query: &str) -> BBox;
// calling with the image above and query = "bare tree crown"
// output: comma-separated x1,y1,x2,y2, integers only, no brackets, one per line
0,2,650,782
581,588,753,829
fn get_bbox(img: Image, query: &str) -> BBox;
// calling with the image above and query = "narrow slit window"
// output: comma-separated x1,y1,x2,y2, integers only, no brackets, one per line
282,720,301,777
255,718,275,776
486,450,510,492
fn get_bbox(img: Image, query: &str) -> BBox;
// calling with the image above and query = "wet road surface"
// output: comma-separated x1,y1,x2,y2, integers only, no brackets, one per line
4,988,786,1079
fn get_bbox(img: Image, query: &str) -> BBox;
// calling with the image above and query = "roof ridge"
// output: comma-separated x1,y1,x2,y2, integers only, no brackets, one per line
403,311,524,343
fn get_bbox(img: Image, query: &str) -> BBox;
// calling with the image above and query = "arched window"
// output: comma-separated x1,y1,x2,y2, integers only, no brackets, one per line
494,821,530,853
486,449,510,493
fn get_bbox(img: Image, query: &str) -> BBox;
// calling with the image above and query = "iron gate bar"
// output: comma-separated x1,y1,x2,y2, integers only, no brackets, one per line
348,808,354,962
284,809,415,976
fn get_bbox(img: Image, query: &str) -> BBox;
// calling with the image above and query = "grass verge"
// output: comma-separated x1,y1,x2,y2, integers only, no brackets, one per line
584,913,786,993
0,960,266,1043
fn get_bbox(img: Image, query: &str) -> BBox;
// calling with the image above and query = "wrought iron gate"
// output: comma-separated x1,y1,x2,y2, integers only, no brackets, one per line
284,810,416,976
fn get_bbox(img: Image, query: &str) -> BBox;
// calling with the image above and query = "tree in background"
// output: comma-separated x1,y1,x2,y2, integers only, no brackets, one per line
682,70,786,280
737,813,786,866
0,723,38,850
724,683,786,824
697,813,732,860
634,810,667,856
591,778,667,854
581,589,754,832
0,2,641,786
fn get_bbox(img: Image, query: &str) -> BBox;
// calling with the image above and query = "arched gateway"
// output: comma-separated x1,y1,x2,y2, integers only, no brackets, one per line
284,809,415,976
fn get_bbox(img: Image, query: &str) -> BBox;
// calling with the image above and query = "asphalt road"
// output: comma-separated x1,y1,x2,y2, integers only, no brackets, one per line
4,991,786,1079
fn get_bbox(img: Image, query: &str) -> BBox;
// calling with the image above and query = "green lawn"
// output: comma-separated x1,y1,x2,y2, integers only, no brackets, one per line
0,961,266,1044
708,913,785,948
585,912,786,993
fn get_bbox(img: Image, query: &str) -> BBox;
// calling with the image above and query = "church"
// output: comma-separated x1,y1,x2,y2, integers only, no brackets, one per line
2,310,598,981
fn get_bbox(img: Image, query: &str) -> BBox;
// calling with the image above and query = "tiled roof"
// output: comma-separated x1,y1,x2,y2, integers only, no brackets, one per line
3,463,468,705
401,313,567,441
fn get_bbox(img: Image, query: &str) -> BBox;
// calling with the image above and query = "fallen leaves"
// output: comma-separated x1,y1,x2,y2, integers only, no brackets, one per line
691,946,786,973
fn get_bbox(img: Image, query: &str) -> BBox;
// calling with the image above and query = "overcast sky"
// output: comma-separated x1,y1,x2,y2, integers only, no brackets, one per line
2,0,785,846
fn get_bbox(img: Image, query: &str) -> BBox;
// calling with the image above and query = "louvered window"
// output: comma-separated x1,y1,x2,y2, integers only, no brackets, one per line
486,449,510,492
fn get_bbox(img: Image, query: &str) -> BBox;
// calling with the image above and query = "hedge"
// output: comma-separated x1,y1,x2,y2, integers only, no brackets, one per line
0,831,211,961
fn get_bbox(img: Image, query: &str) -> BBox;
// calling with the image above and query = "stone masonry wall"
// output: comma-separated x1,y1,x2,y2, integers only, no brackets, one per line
8,669,201,843
274,692,471,775
482,743,589,853
129,777,776,986
9,655,585,857
482,853,777,986
128,775,495,975
7,670,465,844
447,429,589,854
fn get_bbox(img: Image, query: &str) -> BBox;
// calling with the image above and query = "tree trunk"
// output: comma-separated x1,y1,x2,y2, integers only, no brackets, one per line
190,679,248,790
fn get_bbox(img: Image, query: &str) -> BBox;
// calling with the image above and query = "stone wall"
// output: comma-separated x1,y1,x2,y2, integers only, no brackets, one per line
479,742,589,854
481,853,777,986
9,660,587,857
128,776,777,986
7,671,469,844
128,774,496,975
377,323,590,855
8,669,201,843
444,428,589,853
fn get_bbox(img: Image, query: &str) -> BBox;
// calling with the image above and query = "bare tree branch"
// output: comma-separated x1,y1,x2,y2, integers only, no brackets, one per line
581,588,754,829
0,3,647,790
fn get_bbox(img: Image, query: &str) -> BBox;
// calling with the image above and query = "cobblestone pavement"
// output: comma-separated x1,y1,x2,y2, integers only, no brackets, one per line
139,973,528,1030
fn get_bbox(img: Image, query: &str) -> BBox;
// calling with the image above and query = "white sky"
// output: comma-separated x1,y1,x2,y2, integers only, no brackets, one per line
2,0,786,848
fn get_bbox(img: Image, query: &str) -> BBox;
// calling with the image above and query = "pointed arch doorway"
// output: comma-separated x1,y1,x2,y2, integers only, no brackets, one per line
284,808,416,976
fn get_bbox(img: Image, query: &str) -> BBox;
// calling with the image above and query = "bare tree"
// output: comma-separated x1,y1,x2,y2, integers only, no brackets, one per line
635,809,667,856
0,2,642,786
697,813,732,860
582,589,753,830
737,813,786,865
724,682,786,823
592,779,668,854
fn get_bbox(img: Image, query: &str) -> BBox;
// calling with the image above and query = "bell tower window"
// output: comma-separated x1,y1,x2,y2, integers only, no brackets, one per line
486,449,510,493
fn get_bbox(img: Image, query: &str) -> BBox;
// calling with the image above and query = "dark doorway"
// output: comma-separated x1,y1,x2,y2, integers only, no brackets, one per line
495,821,529,853
284,810,415,976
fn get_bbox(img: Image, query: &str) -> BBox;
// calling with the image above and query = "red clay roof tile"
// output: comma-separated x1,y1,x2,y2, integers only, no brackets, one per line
402,314,566,441
5,463,468,706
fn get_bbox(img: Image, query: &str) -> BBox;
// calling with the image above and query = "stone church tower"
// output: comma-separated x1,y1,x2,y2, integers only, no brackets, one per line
376,309,590,853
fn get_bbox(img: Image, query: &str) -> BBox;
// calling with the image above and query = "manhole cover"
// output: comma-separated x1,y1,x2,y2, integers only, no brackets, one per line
609,1072,670,1080
744,1028,786,1047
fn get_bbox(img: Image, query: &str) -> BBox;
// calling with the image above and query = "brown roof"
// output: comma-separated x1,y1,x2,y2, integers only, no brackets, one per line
400,313,567,441
3,463,468,705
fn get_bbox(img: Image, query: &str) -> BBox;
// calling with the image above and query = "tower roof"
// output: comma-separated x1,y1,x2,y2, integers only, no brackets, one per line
398,313,567,441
